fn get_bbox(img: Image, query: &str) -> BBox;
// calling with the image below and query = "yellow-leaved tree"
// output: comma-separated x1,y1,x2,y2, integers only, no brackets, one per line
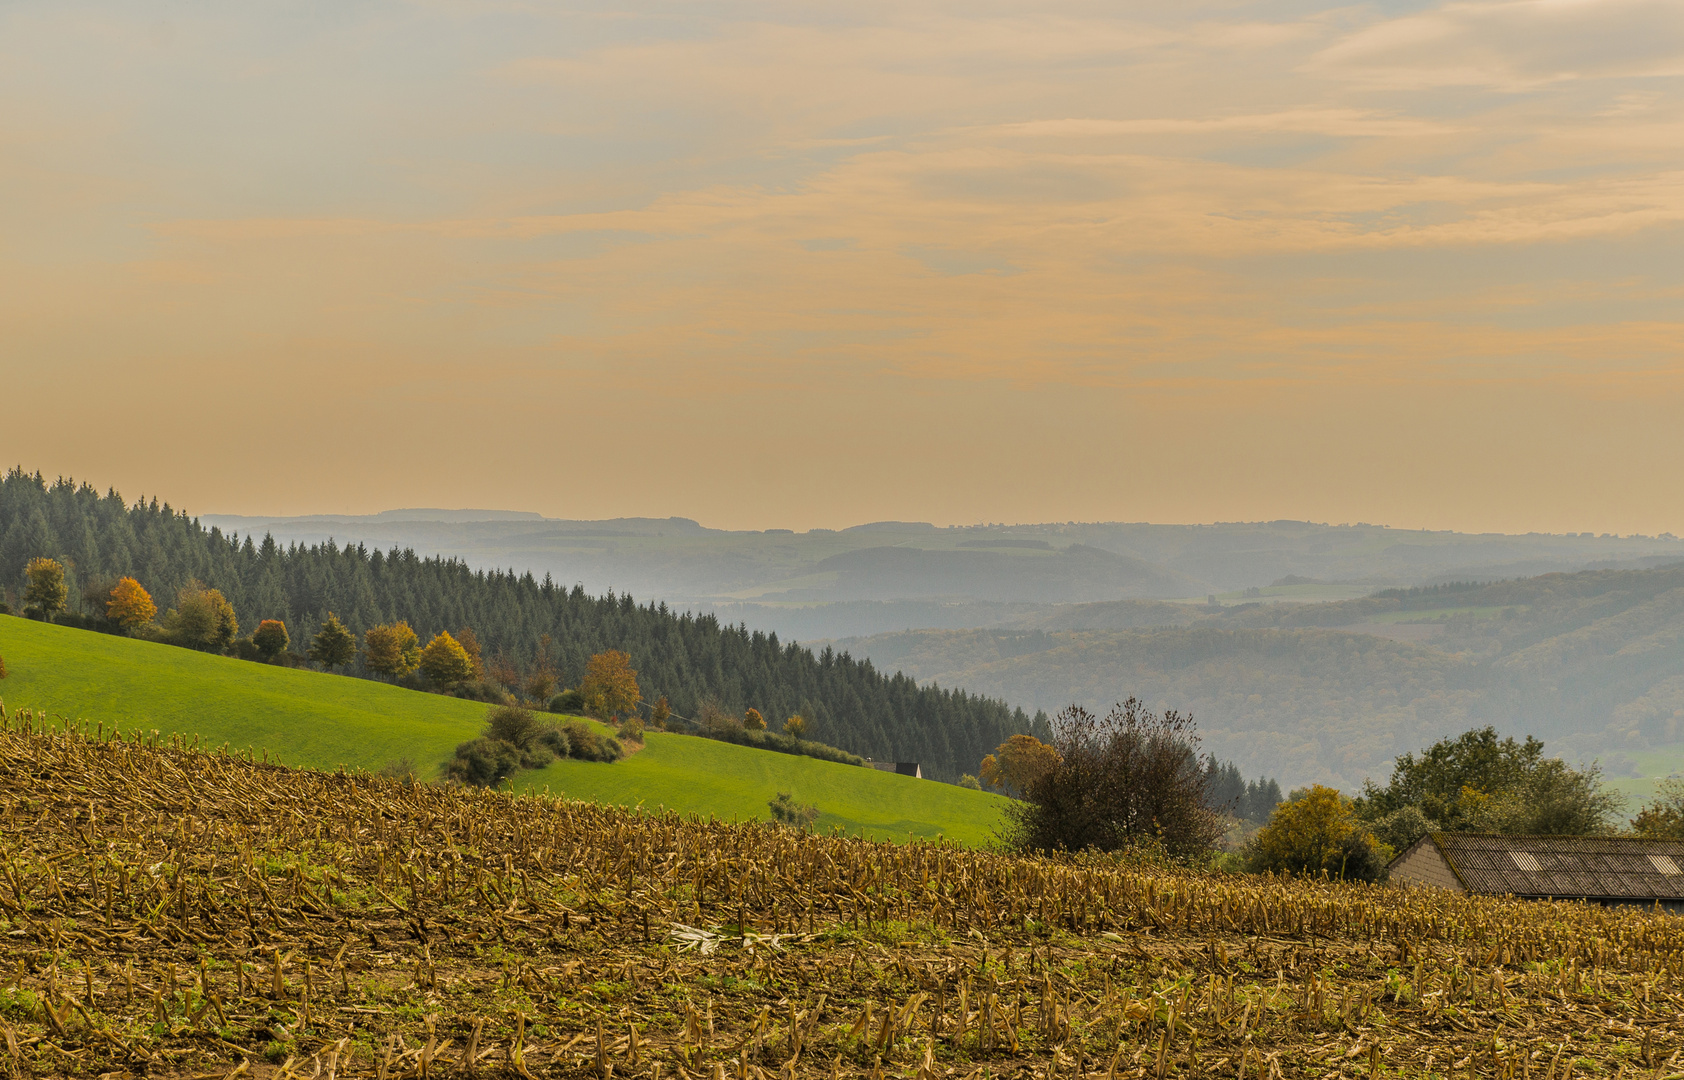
1246,784,1390,882
579,649,641,720
23,557,67,620
419,631,475,689
363,622,422,678
106,577,157,631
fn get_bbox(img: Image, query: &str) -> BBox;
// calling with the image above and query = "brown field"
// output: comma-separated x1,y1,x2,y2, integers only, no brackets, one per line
1,707,1682,1080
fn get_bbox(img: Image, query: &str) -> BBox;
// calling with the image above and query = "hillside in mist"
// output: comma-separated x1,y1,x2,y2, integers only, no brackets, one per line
823,565,1684,791
202,511,1683,640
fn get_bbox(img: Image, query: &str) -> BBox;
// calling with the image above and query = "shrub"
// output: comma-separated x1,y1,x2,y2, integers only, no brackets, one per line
535,725,572,760
378,758,418,783
1003,699,1225,858
445,737,523,787
485,704,544,750
558,719,624,763
617,717,644,743
1246,785,1390,882
769,792,819,829
229,638,264,662
549,688,586,714
957,773,981,790
0,654,7,680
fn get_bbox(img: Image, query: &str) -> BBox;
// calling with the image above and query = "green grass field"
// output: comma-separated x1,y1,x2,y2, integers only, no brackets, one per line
511,727,1007,845
0,615,1008,844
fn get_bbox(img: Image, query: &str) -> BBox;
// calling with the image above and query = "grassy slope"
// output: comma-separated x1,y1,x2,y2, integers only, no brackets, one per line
0,615,1007,843
511,728,1006,846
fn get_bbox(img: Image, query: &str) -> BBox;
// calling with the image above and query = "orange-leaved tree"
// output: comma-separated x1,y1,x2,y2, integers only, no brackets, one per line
419,631,476,689
579,649,641,720
363,622,421,678
106,577,157,631
743,708,766,731
979,733,1062,796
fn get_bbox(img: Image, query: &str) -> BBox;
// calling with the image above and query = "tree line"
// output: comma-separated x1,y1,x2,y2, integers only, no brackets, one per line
0,470,1046,780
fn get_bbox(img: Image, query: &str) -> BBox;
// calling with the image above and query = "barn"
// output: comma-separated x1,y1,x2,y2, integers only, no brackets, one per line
1389,832,1684,909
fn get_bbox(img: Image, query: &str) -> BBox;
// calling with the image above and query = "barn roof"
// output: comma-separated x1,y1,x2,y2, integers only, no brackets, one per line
1395,833,1684,901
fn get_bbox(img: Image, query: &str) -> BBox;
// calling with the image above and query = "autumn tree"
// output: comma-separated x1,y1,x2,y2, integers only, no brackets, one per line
161,581,239,652
252,619,290,660
106,577,157,631
524,633,558,703
419,631,476,689
743,708,766,731
1247,785,1389,882
579,649,641,720
649,696,671,730
979,733,1062,796
453,627,485,679
308,613,357,671
1002,700,1225,857
22,557,66,620
363,621,422,678
782,713,808,739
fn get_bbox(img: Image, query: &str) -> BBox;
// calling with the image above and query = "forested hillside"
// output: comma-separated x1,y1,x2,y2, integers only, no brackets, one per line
0,471,1047,780
829,563,1684,791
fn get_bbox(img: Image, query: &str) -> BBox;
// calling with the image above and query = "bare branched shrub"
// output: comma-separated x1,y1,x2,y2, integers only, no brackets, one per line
1004,698,1224,857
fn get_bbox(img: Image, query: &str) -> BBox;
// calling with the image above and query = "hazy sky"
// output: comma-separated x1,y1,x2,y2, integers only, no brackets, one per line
5,0,1683,532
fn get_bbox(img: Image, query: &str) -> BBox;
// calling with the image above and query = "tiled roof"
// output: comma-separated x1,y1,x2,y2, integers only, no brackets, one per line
1417,833,1684,901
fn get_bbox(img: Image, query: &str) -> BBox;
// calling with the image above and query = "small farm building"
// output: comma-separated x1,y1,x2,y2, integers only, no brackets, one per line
868,761,922,779
1390,833,1684,908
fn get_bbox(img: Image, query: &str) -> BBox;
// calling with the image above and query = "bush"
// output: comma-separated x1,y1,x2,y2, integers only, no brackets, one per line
1246,785,1390,881
769,792,819,829
559,719,624,763
486,704,544,749
549,688,586,714
378,758,418,783
697,725,867,767
1003,699,1225,857
617,717,644,743
229,638,264,662
957,773,981,790
0,654,7,680
445,737,523,787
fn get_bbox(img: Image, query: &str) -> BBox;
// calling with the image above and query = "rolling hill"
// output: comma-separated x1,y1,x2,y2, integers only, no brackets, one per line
827,563,1684,798
0,615,1008,844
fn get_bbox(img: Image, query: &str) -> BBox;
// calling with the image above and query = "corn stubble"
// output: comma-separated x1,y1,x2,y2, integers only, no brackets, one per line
1,710,1681,1079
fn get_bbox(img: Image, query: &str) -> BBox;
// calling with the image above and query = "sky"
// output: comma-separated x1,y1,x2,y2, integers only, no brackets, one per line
4,0,1683,533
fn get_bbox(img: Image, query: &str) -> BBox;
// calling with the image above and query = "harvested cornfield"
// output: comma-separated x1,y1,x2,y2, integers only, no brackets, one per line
2,710,1683,1080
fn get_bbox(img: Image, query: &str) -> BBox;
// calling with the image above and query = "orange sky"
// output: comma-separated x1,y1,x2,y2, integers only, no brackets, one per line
4,1,1683,533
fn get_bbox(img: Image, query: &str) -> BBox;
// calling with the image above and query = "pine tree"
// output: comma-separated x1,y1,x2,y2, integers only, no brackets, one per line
308,613,357,671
